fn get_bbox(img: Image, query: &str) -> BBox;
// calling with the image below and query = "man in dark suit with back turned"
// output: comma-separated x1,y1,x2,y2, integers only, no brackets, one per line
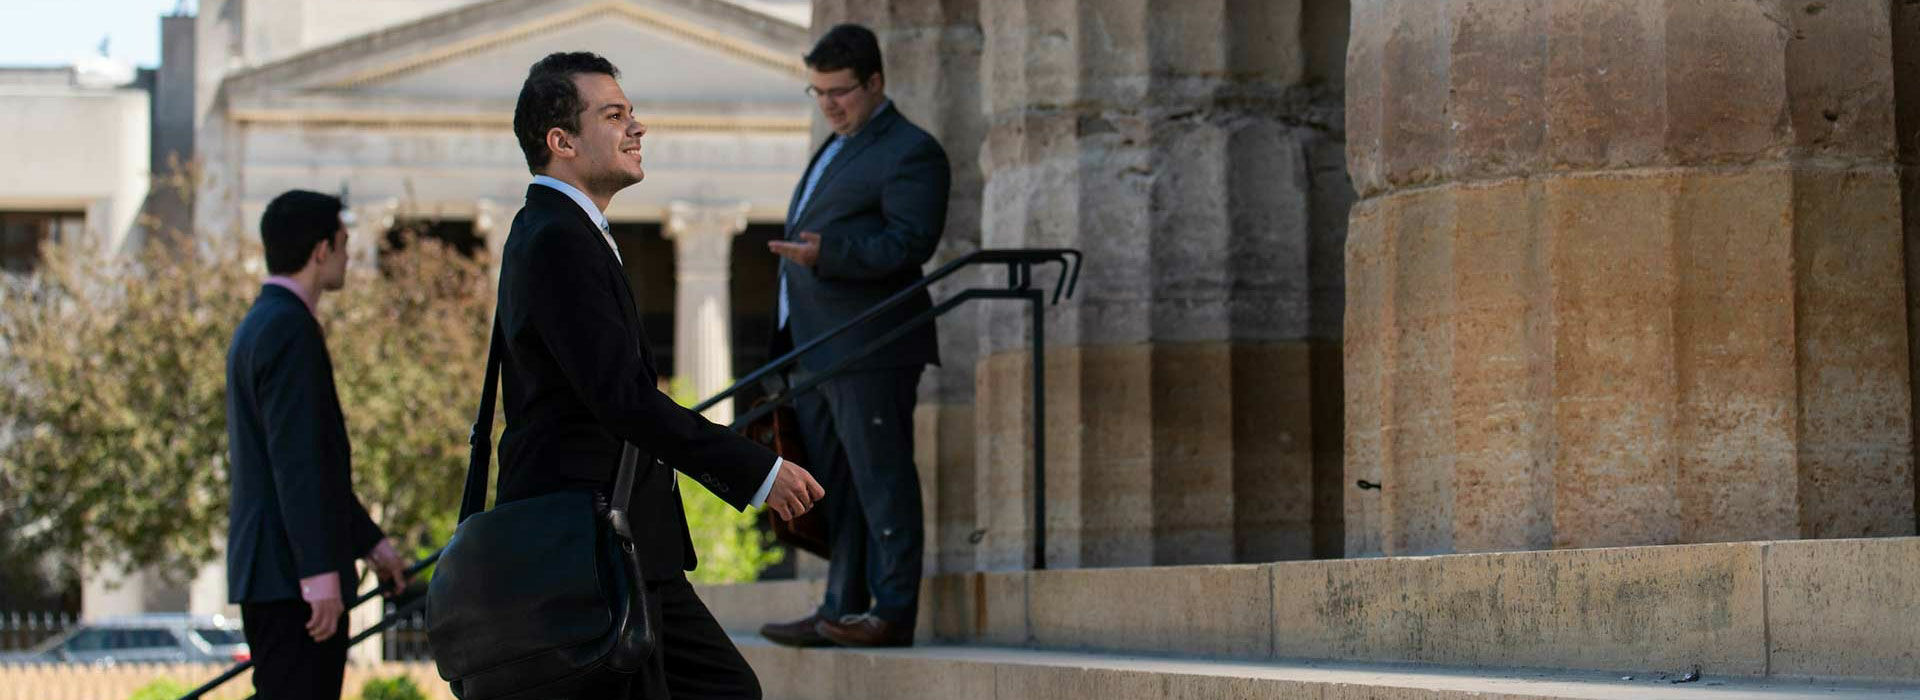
758,24,951,649
226,190,411,700
495,52,825,699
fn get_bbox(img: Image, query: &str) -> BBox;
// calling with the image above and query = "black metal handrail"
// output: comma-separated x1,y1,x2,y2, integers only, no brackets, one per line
181,247,1080,699
706,248,1079,572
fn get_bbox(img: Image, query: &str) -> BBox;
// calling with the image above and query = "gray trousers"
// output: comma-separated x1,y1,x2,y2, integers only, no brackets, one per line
793,366,925,629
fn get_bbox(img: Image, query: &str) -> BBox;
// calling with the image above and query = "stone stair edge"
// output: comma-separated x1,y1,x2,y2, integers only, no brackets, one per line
730,634,1920,700
696,536,1920,684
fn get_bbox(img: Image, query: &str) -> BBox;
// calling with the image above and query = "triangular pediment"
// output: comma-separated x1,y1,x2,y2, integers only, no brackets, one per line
223,0,811,108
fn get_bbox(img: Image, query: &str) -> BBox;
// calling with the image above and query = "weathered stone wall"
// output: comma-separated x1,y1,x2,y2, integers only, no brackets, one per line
1346,0,1918,556
972,0,1352,569
1898,0,1920,530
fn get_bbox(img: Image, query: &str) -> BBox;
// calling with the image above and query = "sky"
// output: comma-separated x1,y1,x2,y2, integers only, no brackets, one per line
0,0,191,68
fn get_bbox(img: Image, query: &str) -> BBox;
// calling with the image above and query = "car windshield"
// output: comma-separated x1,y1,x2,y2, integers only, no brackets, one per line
64,628,175,651
194,628,246,646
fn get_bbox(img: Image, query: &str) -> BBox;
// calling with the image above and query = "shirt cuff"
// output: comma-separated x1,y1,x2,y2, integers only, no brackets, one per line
748,457,783,508
299,572,341,602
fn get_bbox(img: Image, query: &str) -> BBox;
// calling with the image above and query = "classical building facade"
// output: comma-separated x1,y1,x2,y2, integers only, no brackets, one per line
195,0,816,414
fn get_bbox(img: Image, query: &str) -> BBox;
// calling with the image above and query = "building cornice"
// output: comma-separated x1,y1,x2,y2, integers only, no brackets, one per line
223,0,810,98
228,107,808,133
320,1,807,90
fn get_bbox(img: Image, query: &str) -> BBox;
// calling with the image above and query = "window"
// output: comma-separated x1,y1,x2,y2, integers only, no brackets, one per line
0,211,83,273
116,629,175,649
63,627,176,651
62,629,109,652
194,628,246,646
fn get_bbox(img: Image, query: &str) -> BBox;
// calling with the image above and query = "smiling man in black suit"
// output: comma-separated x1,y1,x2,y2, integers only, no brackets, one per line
494,52,825,699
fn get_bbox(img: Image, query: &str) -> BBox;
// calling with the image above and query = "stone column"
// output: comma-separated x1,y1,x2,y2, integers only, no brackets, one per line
475,197,507,288
349,197,398,271
1898,0,1920,530
812,0,989,574
1345,0,1916,556
665,201,750,424
975,0,1351,569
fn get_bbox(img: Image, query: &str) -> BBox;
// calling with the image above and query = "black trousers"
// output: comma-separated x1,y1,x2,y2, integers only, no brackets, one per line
240,600,348,700
581,577,760,700
793,366,925,629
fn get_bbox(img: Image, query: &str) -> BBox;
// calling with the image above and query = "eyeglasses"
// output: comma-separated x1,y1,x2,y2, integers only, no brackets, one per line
804,82,865,100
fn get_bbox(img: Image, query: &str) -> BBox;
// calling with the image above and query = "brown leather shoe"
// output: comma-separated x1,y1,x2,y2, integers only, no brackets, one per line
815,613,913,648
760,614,832,647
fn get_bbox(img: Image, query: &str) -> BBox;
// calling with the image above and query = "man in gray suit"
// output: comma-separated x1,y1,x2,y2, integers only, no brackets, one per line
759,23,950,649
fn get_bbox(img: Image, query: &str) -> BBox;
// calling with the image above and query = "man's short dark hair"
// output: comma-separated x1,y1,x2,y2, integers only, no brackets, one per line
513,51,620,173
804,24,883,84
260,190,344,275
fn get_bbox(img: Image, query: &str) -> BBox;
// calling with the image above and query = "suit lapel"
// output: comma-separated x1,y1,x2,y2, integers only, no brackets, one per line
791,106,900,232
525,185,651,367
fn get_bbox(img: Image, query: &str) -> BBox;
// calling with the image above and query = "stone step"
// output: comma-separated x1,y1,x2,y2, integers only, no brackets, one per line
734,635,1920,700
699,536,1920,683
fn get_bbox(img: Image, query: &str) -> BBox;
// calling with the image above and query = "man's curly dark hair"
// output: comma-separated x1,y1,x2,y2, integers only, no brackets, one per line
513,52,620,174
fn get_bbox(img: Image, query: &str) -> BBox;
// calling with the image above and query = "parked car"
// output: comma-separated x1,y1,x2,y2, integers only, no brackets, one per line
0,613,248,665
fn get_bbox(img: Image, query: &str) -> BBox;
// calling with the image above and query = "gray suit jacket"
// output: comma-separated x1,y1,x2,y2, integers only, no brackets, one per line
782,103,950,373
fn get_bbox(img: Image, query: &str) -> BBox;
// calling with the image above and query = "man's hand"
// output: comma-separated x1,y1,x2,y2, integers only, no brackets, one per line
365,537,411,598
765,459,825,521
305,596,344,642
768,232,822,267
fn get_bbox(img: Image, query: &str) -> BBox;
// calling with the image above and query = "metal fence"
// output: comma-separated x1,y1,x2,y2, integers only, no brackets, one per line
0,612,76,652
380,602,433,662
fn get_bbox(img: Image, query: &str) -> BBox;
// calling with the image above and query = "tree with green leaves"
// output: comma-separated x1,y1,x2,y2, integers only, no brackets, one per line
0,228,778,591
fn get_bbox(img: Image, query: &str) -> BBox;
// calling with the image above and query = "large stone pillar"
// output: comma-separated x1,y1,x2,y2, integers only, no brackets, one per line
665,201,750,424
975,0,1351,569
1898,0,1920,530
812,0,989,574
1346,0,1916,557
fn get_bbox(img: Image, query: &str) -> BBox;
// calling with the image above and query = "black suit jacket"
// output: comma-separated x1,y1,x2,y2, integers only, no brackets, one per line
495,184,776,578
225,285,383,603
781,103,950,372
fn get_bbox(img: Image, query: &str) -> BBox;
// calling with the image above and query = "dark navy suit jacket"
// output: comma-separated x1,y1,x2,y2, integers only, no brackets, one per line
225,284,382,603
780,103,951,372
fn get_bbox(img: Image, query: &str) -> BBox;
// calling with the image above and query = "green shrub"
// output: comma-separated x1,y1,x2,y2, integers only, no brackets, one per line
128,679,191,700
360,674,428,700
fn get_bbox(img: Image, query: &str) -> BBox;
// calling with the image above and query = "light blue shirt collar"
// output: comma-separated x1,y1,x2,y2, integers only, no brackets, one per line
531,174,609,233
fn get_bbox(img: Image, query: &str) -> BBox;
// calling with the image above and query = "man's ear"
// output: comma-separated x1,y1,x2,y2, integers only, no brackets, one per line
546,127,574,161
307,238,330,270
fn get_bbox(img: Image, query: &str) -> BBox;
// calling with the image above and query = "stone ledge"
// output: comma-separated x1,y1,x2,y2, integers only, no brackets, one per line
700,537,1920,682
734,635,1918,700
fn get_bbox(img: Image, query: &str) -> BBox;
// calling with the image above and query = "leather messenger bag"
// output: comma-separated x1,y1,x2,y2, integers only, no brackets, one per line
426,322,656,699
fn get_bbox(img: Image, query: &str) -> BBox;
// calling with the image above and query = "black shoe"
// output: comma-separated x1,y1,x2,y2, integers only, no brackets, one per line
760,614,834,647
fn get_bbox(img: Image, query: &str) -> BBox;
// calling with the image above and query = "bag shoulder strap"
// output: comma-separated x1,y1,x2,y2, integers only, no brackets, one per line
459,317,646,529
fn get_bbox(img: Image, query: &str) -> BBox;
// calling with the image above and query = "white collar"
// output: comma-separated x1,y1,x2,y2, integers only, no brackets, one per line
531,175,609,232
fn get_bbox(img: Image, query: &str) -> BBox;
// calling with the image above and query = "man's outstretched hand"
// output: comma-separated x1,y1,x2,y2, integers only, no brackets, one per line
765,459,825,521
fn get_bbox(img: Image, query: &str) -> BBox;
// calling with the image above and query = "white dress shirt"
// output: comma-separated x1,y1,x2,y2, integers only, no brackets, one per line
531,176,784,508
